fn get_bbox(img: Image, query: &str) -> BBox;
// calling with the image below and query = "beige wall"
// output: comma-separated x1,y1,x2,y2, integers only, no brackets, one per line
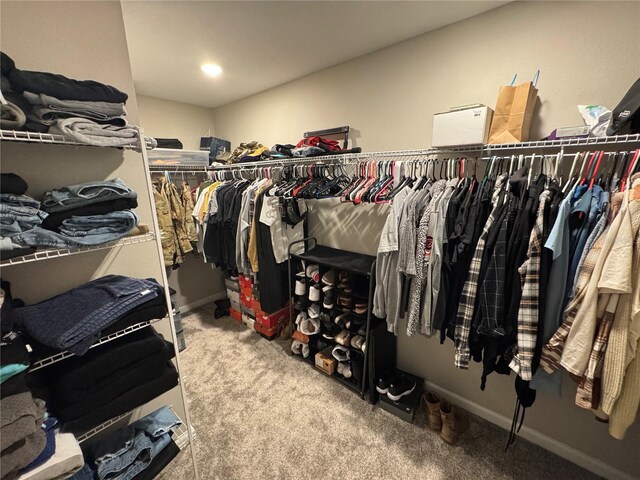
136,95,226,309
0,1,194,468
137,95,216,150
210,2,640,478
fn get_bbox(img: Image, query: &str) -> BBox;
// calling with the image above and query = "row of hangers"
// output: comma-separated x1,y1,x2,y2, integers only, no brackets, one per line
201,147,640,203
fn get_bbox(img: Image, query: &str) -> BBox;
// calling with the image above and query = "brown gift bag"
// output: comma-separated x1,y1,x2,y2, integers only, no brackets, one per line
488,73,539,144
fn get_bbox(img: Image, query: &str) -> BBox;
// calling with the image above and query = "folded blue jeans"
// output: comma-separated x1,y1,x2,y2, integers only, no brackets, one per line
0,193,41,209
42,178,136,213
91,406,181,480
13,210,138,250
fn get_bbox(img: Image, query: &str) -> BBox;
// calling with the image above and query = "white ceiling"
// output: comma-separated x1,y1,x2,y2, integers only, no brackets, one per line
122,1,508,108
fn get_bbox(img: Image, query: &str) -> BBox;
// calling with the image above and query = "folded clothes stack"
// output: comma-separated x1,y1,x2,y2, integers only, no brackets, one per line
38,328,178,435
70,406,181,480
0,175,146,257
0,51,156,148
9,275,161,355
1,378,47,480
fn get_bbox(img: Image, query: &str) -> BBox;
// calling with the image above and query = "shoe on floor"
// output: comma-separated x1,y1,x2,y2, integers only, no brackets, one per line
376,374,395,395
439,400,469,445
387,375,416,402
422,392,442,431
343,362,352,379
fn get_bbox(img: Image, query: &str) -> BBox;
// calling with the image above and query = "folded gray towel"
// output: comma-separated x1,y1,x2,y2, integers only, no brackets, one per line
24,91,127,126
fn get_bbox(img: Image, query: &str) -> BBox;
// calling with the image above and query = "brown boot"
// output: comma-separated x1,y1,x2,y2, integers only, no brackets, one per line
439,400,468,445
422,392,442,431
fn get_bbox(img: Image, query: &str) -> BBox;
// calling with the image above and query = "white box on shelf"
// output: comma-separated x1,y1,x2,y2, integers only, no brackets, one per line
432,106,493,147
147,148,209,167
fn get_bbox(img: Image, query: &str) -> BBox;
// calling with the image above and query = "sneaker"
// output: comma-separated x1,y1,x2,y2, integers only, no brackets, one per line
291,339,303,355
307,303,320,318
295,278,307,296
321,270,336,286
334,312,349,328
350,335,364,350
332,345,350,362
295,311,308,326
376,375,395,394
308,284,321,302
337,361,345,376
387,375,417,402
294,297,309,312
302,343,310,358
322,322,340,339
306,264,320,283
335,329,351,347
343,362,352,379
299,317,320,335
322,287,336,309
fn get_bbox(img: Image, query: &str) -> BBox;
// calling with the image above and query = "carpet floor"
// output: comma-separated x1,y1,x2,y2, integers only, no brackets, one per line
160,305,598,480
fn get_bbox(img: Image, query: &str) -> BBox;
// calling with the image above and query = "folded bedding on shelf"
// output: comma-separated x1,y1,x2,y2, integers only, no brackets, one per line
20,417,57,473
41,178,137,214
11,275,159,355
23,92,127,127
71,406,181,480
49,118,157,148
17,432,83,480
61,363,179,435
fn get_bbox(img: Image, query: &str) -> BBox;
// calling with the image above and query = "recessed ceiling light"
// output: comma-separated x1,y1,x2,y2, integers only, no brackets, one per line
201,64,222,77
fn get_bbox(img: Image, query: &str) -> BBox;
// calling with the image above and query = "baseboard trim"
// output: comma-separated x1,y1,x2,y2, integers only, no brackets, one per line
424,381,633,480
179,292,227,314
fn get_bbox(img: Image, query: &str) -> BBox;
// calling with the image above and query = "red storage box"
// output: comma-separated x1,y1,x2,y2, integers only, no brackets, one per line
229,307,242,323
251,298,264,316
254,320,278,340
256,305,290,330
240,293,252,308
239,274,252,290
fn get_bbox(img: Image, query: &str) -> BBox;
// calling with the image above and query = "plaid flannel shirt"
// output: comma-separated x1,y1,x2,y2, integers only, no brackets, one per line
454,174,507,369
509,190,550,380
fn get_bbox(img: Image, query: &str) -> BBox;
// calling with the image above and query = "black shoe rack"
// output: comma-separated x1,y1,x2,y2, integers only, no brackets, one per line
288,237,376,399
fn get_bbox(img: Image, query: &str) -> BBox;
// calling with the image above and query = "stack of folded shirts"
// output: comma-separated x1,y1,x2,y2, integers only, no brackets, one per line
71,406,181,480
41,328,178,435
16,429,83,480
10,275,160,355
0,175,144,255
1,380,47,480
0,51,156,148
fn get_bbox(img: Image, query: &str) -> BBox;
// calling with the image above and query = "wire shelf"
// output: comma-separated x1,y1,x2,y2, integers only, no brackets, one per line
442,133,640,153
0,129,156,150
76,404,190,446
29,318,163,372
77,410,134,443
0,233,156,267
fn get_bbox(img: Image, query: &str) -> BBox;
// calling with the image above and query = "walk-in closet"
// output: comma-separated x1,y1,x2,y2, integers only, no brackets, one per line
1,2,639,480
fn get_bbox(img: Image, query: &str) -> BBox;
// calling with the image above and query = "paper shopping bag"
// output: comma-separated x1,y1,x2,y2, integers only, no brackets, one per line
488,76,538,144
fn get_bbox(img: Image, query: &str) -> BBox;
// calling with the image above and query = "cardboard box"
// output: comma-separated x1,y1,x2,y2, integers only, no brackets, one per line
227,289,240,304
315,352,336,375
242,312,255,330
378,371,423,423
240,293,252,308
254,320,278,340
256,305,290,329
432,106,493,147
229,307,242,323
224,277,239,291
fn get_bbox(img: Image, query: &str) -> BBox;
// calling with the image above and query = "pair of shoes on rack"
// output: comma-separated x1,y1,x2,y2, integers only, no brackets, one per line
422,392,469,445
376,373,416,402
322,287,336,309
350,334,365,350
336,361,352,378
338,271,351,292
